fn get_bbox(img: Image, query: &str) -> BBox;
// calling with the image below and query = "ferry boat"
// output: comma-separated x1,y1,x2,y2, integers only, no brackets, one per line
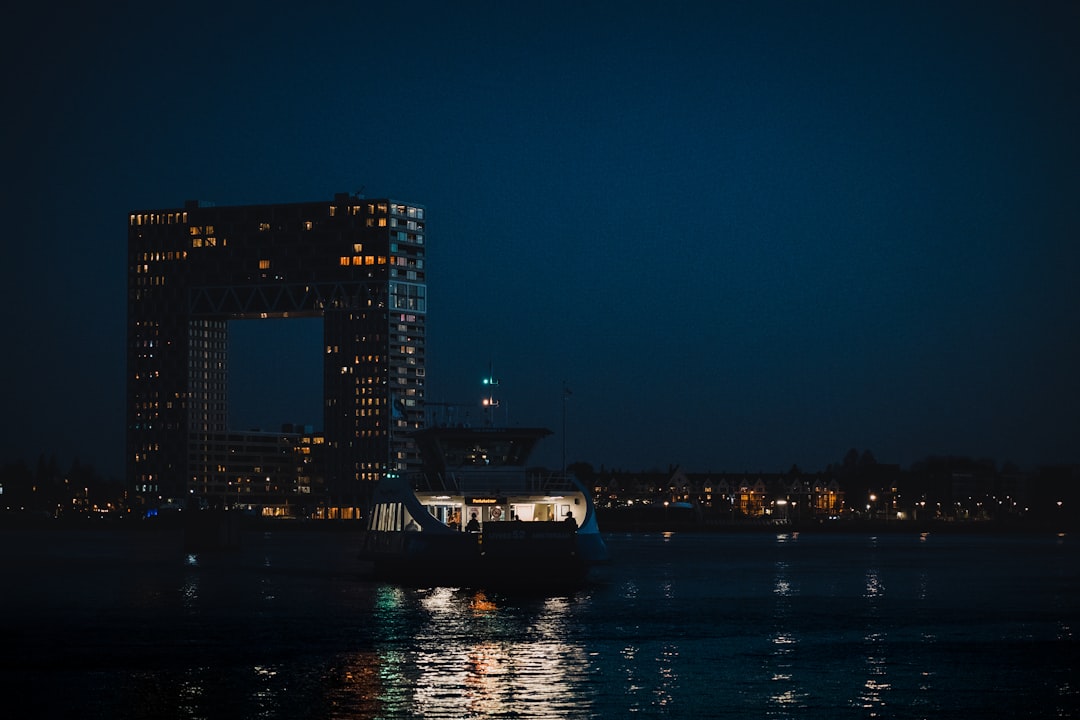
358,423,609,589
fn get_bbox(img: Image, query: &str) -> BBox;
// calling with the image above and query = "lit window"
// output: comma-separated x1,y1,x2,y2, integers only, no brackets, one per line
259,259,271,270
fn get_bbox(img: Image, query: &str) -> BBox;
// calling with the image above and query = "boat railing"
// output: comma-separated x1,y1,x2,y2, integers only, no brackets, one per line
410,470,577,496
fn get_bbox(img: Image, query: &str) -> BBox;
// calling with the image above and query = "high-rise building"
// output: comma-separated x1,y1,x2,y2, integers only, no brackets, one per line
127,193,426,514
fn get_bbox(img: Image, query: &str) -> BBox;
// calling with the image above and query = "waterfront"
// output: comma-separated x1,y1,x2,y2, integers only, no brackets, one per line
1,526,1076,718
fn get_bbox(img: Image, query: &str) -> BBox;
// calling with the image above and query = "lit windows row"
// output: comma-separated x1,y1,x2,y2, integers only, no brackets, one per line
137,251,187,262
367,217,424,231
339,255,387,266
389,204,424,219
330,205,366,217
130,212,189,226
347,354,383,363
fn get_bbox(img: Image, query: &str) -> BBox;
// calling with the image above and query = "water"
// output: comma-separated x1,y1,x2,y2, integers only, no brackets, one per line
1,526,1076,719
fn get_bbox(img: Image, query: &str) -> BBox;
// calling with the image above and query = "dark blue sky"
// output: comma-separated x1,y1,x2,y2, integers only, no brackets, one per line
4,1,1078,478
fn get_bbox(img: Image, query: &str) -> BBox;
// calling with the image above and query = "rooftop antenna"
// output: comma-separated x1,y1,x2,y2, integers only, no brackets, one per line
562,381,572,474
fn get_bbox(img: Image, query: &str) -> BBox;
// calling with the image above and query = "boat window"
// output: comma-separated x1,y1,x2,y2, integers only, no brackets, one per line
421,502,461,529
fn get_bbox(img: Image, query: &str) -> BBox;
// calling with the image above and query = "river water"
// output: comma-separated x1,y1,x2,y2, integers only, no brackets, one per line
1,525,1076,718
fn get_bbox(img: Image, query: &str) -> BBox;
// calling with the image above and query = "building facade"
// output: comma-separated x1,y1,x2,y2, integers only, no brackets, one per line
194,426,325,517
127,193,426,513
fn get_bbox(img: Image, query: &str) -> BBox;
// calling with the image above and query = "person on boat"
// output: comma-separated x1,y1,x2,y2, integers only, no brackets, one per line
564,510,577,528
465,512,481,532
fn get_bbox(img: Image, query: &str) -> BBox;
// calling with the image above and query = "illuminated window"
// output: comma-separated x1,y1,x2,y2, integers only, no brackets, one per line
378,218,387,227
259,259,271,270
339,257,350,266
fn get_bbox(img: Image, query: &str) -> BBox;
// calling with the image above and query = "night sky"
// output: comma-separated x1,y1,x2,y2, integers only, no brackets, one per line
4,1,1078,479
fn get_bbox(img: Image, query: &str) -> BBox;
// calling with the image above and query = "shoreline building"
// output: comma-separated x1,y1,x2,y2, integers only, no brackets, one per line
195,424,326,517
127,193,426,516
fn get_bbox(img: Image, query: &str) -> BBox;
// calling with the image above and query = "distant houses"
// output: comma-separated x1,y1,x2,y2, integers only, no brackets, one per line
587,458,1079,530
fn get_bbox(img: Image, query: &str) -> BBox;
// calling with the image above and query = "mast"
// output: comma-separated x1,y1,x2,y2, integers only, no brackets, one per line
481,361,500,427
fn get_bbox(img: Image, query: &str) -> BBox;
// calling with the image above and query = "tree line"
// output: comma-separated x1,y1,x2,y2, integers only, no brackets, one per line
1,456,127,517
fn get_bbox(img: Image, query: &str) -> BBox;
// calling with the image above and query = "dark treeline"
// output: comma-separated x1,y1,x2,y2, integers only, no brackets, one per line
1,455,127,517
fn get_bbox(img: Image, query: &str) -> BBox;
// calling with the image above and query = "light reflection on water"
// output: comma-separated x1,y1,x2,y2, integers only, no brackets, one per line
355,585,597,718
767,546,808,715
2,529,1078,719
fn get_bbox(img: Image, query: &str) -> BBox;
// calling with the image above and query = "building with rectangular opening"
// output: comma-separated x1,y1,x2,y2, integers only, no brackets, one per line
127,193,426,515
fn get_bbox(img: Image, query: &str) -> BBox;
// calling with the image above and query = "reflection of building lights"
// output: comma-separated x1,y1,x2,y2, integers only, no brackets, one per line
404,588,591,718
469,591,497,613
